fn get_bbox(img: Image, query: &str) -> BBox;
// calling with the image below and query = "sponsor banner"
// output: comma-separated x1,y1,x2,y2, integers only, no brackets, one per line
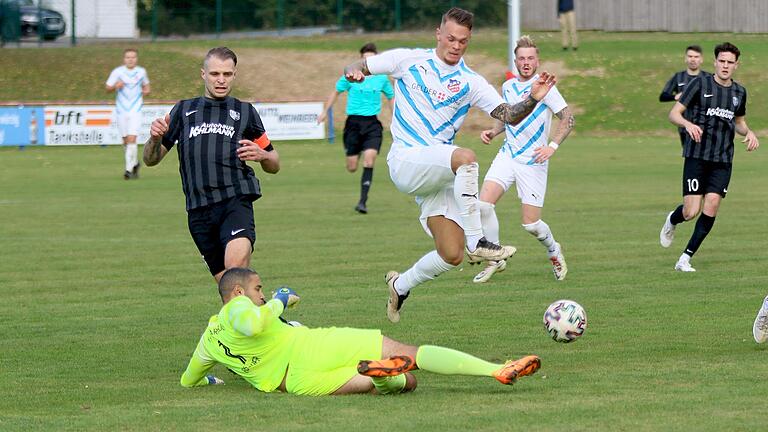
40,102,324,146
44,105,174,146
253,102,324,140
0,107,45,146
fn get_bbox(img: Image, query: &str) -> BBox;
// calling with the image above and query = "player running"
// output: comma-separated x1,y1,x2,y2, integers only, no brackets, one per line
106,48,150,180
472,35,574,283
180,268,541,395
144,47,280,283
659,42,759,272
317,43,394,214
342,8,557,322
659,45,709,148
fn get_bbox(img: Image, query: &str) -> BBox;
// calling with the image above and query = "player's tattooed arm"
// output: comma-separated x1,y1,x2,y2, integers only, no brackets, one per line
490,98,538,126
344,59,371,83
551,107,575,145
143,137,167,166
144,114,170,166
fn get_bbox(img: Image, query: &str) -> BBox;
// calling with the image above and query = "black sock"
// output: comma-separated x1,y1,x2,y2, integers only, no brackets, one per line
670,205,685,225
360,167,373,204
684,213,716,257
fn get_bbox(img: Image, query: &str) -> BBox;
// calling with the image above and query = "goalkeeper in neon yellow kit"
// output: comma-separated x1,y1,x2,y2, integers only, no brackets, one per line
181,268,541,396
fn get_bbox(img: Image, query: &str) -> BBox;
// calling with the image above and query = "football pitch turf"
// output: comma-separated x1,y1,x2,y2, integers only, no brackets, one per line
1,133,767,431
2,29,768,431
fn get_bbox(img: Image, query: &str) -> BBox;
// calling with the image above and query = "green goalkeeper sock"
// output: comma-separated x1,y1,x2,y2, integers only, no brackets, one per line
371,374,407,395
415,345,500,376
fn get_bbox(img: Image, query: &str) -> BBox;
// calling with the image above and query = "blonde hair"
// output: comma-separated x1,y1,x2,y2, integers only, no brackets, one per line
514,35,538,55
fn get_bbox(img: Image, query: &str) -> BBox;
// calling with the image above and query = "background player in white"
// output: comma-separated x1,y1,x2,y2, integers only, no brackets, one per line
343,8,556,322
472,36,574,283
106,48,150,180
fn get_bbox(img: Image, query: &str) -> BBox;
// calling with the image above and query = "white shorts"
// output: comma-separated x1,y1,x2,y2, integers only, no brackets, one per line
484,152,548,207
116,112,141,137
387,144,462,236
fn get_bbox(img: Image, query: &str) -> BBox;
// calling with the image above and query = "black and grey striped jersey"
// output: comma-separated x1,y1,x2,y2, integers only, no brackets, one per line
659,71,709,102
162,96,273,210
660,71,710,133
678,74,747,164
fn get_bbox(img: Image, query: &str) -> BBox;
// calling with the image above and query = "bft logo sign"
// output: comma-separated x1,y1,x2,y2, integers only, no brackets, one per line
53,111,83,125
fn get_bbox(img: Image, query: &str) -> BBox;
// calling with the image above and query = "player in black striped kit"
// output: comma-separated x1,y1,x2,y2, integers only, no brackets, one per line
143,47,280,282
659,45,709,146
659,42,759,272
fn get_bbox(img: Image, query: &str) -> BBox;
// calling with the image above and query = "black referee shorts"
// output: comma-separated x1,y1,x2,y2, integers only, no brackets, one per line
682,157,732,198
187,196,256,276
343,115,383,157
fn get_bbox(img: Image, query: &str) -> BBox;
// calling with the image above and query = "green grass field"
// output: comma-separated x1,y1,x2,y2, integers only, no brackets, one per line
2,30,768,431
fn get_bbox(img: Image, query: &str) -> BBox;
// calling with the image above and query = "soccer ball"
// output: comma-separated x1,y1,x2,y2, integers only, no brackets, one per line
543,300,587,343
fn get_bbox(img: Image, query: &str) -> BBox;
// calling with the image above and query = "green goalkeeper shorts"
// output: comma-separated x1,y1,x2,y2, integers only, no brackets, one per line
285,327,383,396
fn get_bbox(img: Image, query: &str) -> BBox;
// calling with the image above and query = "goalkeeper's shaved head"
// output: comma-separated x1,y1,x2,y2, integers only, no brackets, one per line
218,267,259,301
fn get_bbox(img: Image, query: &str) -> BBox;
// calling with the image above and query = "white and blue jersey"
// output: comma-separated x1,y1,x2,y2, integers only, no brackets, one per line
106,65,150,115
499,75,567,165
366,48,503,150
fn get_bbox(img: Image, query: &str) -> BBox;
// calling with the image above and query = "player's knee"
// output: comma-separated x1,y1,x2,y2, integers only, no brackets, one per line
441,250,463,266
682,208,699,221
453,148,477,166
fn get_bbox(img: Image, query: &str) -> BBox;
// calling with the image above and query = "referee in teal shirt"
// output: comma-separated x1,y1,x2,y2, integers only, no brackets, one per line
318,43,394,214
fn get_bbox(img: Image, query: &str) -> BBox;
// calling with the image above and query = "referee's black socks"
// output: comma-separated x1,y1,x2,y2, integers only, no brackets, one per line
360,167,373,204
684,213,716,256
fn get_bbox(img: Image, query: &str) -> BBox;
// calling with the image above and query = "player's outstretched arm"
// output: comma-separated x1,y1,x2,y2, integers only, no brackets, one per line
491,72,556,126
144,114,170,166
317,91,340,124
735,116,759,152
344,58,371,83
180,340,222,388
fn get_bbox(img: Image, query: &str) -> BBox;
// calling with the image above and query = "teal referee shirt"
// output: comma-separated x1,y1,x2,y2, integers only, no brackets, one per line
335,74,394,116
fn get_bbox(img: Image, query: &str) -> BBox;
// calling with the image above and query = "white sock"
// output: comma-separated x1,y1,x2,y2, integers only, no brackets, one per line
478,201,500,244
522,219,557,257
125,144,138,172
454,163,483,244
395,250,456,295
678,253,691,263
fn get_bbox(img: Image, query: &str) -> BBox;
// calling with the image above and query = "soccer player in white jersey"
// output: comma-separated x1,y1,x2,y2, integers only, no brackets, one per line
106,48,150,180
473,36,574,283
343,8,557,322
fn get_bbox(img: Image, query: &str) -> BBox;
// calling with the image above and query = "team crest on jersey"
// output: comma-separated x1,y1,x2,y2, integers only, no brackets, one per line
229,109,240,121
447,78,461,93
732,97,739,107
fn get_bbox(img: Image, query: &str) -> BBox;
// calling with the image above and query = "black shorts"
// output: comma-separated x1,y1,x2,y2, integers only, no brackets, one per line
187,196,255,275
343,115,382,157
682,157,732,198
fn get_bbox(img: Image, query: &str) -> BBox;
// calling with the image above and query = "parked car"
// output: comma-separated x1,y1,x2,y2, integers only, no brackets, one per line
17,0,65,40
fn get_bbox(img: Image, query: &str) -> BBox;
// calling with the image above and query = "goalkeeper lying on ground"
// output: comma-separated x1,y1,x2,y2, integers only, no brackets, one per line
180,267,540,395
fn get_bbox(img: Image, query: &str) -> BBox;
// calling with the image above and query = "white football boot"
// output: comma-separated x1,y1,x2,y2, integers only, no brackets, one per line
674,255,696,272
466,237,517,264
550,243,568,281
753,295,768,344
660,211,675,248
473,259,508,283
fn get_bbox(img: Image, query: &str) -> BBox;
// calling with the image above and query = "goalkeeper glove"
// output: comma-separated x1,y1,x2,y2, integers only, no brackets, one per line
272,286,300,309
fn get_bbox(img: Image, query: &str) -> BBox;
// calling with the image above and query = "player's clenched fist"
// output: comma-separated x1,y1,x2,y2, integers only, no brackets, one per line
272,286,300,309
150,114,171,139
